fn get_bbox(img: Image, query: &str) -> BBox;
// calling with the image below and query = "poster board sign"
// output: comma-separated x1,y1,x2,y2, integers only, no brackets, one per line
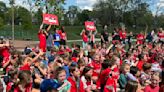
43,14,59,25
85,21,96,31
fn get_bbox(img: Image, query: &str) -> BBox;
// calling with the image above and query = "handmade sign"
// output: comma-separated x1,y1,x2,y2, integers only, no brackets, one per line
43,14,59,25
85,21,96,31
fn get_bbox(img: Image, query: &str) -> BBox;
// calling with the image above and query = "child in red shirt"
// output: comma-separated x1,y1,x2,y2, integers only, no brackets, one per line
104,60,119,92
98,59,112,92
80,29,89,49
144,74,160,92
67,64,85,92
136,54,145,71
7,70,32,92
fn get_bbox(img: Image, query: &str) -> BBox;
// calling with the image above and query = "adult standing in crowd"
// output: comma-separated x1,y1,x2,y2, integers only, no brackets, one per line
101,25,109,45
38,23,51,52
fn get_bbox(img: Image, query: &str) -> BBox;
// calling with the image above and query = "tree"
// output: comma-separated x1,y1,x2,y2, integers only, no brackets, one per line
33,0,65,20
0,1,7,25
17,6,32,30
93,0,117,26
77,9,91,25
92,0,154,29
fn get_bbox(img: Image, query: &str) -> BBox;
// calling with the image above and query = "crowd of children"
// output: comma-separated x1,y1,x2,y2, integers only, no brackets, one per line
0,24,164,92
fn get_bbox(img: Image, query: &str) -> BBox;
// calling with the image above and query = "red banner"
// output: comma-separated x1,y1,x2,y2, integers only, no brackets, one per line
43,14,59,25
85,21,96,31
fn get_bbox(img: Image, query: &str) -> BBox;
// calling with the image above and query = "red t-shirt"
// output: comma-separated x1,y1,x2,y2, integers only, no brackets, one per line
119,31,126,39
19,64,31,71
0,47,10,58
61,32,67,40
137,34,144,44
104,77,117,92
57,30,62,37
67,77,85,92
88,61,101,76
98,68,111,86
82,33,88,43
137,60,144,70
158,32,164,39
6,82,32,92
38,32,46,52
144,85,159,92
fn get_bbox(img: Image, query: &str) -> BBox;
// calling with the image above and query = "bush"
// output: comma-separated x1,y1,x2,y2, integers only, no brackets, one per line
0,17,4,28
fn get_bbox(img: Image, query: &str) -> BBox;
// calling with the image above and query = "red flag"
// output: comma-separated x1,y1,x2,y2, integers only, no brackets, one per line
43,14,59,25
85,21,96,31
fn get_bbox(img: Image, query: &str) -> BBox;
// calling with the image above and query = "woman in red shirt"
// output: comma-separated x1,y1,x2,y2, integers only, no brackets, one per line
60,26,67,46
38,29,47,52
38,24,51,52
80,29,89,49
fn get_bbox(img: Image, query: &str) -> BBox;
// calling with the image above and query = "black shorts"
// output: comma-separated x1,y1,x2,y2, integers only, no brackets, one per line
60,39,66,45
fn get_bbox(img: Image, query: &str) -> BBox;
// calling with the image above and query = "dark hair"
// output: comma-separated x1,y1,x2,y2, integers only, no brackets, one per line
138,54,143,60
81,66,92,76
53,67,66,79
60,26,65,33
53,28,56,31
18,70,31,85
102,59,110,70
130,66,139,76
75,45,81,50
77,59,85,67
125,80,138,92
69,64,78,75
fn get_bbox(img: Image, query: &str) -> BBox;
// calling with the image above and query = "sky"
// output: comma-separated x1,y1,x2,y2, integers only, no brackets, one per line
0,0,163,13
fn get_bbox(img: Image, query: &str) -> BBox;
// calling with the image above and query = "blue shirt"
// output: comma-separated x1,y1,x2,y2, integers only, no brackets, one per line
53,33,60,47
63,65,70,78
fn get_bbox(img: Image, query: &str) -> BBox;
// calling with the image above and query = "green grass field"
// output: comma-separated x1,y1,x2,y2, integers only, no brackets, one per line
0,25,150,41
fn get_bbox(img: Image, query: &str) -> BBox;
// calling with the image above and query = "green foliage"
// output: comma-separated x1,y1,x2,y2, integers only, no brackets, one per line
63,17,70,26
33,0,66,20
0,1,8,24
92,0,154,28
17,6,32,29
77,10,91,25
0,17,4,28
34,8,42,24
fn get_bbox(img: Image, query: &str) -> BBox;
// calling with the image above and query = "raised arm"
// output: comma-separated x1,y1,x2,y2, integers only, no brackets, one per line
106,44,113,54
46,25,51,32
80,29,85,36
39,23,44,30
